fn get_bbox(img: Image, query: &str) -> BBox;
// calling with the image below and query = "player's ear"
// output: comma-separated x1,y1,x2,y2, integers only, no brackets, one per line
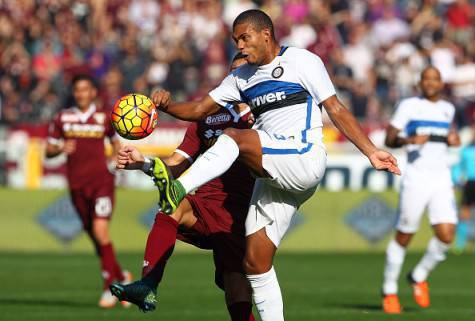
262,28,271,42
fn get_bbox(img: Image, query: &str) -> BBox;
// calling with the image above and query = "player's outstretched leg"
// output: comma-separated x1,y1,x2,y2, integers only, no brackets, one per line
152,133,242,214
408,227,452,308
110,281,157,312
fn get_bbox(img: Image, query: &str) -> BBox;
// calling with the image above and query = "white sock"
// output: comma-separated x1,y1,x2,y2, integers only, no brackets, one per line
247,267,284,321
178,134,239,193
383,239,406,295
412,237,450,282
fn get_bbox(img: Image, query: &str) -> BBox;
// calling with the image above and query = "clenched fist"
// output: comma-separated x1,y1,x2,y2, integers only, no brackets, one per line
151,90,172,111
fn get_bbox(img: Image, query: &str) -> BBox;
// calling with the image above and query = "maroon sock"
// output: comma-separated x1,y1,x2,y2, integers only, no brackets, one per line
141,213,178,289
227,302,255,321
99,243,122,289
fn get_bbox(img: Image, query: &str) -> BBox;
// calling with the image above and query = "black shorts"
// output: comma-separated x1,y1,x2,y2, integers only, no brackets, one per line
461,180,475,206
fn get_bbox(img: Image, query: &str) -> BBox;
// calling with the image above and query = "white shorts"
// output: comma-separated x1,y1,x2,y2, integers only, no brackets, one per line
396,177,458,234
245,130,327,247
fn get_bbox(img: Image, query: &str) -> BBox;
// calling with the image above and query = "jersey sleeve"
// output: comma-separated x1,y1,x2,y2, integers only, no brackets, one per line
297,50,336,104
390,100,411,132
47,114,63,145
208,73,242,107
175,122,201,163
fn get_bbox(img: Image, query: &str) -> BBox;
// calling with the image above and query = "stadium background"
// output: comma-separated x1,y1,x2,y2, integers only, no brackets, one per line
0,1,474,320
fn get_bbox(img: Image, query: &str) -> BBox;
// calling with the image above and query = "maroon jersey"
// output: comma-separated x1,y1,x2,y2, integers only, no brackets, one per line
48,104,116,189
176,107,255,234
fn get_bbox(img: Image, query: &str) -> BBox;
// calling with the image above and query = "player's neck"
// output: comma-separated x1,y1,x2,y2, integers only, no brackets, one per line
424,95,441,102
260,43,281,65
77,103,94,113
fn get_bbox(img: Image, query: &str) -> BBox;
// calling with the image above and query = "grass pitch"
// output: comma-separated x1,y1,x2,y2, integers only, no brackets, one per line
0,251,474,321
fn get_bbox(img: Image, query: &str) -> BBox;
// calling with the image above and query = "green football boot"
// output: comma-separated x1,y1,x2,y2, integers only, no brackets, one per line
152,157,186,214
109,281,157,312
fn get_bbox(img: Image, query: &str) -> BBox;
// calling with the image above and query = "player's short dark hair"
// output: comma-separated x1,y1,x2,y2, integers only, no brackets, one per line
233,9,275,40
71,74,97,88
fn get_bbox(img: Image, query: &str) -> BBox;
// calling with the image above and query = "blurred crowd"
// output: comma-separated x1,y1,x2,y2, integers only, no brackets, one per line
0,0,474,128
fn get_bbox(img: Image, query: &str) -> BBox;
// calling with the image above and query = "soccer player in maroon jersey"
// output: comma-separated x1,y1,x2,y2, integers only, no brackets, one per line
46,74,131,308
110,55,256,321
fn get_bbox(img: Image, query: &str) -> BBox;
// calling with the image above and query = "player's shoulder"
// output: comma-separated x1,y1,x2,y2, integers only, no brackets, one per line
437,99,456,111
395,96,420,111
286,47,323,62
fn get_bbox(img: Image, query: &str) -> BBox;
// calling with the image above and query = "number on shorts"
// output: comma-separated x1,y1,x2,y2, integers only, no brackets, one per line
95,196,112,217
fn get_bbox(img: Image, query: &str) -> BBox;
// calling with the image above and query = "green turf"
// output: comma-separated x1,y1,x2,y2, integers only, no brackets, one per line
0,252,473,321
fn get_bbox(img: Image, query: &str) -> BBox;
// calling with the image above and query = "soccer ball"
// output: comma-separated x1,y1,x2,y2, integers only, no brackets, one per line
111,93,158,140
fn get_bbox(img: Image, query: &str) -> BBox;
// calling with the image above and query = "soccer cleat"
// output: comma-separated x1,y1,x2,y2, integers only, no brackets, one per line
110,281,157,312
99,289,118,308
407,272,430,308
382,294,402,314
152,157,186,214
119,270,133,308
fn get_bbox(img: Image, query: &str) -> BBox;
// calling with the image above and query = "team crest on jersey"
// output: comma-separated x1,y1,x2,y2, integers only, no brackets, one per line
93,113,106,125
271,66,284,79
205,113,231,125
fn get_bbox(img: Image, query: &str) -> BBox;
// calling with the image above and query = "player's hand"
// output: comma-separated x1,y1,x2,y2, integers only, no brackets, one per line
62,140,76,154
407,135,429,145
368,149,401,175
447,131,460,146
151,90,171,111
116,145,145,170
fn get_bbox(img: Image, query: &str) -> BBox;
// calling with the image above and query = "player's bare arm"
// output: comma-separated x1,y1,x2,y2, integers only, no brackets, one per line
152,90,221,121
116,146,190,178
45,140,76,158
323,95,401,175
385,126,429,147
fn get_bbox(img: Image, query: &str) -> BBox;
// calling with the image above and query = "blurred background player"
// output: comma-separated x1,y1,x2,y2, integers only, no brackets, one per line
382,66,461,314
111,55,256,321
453,124,475,253
45,74,131,308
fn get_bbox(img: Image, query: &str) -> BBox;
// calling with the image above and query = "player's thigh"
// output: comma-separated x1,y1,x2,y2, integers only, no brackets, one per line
428,184,458,228
70,189,92,230
222,128,266,177
246,179,310,248
257,131,327,191
396,182,431,234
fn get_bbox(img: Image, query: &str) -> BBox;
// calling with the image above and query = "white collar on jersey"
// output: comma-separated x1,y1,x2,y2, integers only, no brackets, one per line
73,103,97,123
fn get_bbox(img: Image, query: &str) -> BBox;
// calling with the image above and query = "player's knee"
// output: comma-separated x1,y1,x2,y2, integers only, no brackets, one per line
437,232,454,244
243,254,271,275
222,128,240,142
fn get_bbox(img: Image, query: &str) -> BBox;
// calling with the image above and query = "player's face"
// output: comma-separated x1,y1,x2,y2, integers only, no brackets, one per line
73,80,97,110
420,68,443,100
232,23,269,65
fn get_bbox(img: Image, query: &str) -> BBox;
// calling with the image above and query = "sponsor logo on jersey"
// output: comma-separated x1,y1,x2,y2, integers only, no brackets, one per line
93,112,106,125
205,113,231,125
415,126,449,137
251,91,287,108
271,66,284,78
63,123,105,138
